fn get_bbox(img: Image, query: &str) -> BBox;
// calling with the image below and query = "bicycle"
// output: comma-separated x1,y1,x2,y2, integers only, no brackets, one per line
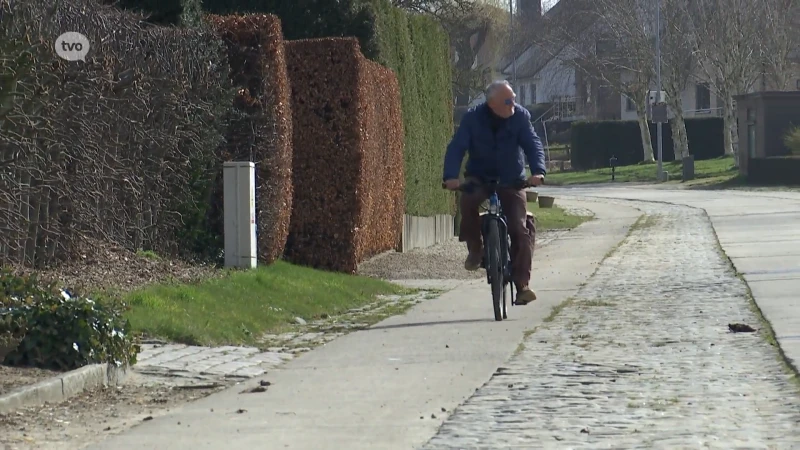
443,178,532,321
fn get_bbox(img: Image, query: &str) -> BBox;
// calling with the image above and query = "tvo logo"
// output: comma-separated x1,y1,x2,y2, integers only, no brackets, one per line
55,32,90,61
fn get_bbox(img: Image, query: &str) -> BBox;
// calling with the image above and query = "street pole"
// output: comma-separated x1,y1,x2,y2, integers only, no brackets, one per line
655,0,663,181
510,0,516,87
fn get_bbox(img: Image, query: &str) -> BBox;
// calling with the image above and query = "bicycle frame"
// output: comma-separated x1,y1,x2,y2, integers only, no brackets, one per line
479,185,513,289
443,177,537,317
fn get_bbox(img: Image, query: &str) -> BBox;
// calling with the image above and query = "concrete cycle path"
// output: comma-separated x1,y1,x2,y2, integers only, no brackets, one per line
84,200,641,450
537,185,800,373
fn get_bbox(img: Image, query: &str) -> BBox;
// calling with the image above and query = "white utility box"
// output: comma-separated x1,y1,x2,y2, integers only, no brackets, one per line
223,161,257,269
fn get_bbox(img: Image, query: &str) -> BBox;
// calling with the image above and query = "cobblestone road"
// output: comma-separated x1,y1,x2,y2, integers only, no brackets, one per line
422,202,800,449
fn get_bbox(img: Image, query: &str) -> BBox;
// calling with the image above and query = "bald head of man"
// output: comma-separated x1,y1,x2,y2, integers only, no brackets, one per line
486,80,516,118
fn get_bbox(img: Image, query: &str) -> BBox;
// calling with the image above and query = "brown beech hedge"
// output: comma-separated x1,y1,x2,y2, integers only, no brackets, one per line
284,37,404,273
208,14,293,264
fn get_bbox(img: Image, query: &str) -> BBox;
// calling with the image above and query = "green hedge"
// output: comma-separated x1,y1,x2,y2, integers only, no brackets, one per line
369,1,453,215
203,0,454,216
570,117,725,170
748,157,800,184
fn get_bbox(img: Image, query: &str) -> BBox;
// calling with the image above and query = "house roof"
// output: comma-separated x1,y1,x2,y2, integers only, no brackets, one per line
502,45,564,78
500,0,596,78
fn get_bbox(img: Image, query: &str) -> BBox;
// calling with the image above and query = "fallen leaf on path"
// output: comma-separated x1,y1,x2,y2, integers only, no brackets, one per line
240,386,267,394
728,323,756,333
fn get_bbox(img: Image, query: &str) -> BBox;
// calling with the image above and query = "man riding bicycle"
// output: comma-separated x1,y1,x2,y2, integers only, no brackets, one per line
443,80,546,306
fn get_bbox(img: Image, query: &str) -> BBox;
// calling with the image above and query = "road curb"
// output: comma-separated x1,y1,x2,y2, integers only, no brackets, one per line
0,363,128,414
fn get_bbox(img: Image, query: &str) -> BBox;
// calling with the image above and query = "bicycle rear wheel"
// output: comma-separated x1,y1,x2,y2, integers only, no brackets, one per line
486,219,504,321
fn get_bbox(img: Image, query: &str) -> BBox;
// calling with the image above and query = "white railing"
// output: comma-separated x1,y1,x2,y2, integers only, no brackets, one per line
551,95,579,120
682,107,723,117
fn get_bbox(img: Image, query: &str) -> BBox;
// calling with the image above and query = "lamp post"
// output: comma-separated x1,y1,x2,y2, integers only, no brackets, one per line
655,0,663,181
510,0,516,87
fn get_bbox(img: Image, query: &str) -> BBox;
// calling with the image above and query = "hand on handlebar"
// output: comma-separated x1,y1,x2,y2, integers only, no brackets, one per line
442,177,541,191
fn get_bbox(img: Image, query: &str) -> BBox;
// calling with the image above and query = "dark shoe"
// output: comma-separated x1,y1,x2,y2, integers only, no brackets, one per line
464,249,482,271
515,287,537,305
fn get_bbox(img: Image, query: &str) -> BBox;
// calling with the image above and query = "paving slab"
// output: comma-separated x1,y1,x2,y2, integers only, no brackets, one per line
83,200,641,450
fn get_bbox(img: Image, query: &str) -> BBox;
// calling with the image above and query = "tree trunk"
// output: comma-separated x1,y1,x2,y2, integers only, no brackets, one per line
636,103,655,162
665,85,689,159
670,112,690,159
721,92,738,164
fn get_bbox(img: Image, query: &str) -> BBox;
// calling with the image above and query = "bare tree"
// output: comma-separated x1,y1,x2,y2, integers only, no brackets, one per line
759,0,800,91
681,0,765,162
660,0,695,160
543,0,656,161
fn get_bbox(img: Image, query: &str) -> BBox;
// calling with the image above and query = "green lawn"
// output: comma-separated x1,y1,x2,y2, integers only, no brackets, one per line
122,261,409,346
528,202,592,230
118,205,588,346
545,156,738,186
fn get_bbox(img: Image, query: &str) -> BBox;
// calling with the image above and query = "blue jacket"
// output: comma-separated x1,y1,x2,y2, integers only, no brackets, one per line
443,103,546,184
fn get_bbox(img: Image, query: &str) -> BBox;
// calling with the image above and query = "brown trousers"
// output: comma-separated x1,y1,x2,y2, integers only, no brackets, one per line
458,181,535,288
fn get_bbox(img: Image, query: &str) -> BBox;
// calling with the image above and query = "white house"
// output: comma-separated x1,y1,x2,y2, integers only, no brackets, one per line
618,70,722,121
500,1,800,123
501,40,729,123
501,44,579,120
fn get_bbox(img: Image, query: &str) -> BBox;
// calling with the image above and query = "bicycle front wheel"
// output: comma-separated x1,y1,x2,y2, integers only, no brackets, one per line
485,219,504,321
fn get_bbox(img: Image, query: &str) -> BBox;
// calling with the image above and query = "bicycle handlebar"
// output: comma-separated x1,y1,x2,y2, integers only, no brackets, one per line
441,178,539,192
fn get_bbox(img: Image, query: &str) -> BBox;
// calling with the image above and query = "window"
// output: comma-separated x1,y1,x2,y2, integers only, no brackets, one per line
625,95,636,112
530,84,537,104
519,84,527,105
696,83,711,110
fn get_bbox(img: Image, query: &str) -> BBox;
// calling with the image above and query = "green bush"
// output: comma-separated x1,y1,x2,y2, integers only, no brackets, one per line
364,0,454,215
405,13,454,216
784,126,800,154
570,117,725,170
0,270,140,371
748,156,800,184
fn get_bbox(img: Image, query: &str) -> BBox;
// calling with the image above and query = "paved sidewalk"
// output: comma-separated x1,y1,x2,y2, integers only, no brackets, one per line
423,201,800,448
131,292,431,385
540,186,800,372
84,200,640,450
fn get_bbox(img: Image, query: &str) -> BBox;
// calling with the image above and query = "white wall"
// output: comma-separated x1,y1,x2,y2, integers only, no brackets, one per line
512,76,536,105
533,56,576,103
507,48,576,106
618,68,720,121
